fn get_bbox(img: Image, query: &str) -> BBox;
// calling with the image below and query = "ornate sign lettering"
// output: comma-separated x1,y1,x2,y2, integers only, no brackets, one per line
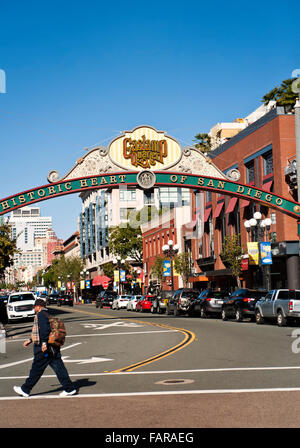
123,135,167,169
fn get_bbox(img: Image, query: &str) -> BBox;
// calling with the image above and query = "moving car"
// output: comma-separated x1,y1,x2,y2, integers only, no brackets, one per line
47,293,60,305
57,294,74,307
6,292,36,322
222,289,267,322
255,289,300,326
96,291,118,309
166,289,199,316
192,289,230,318
136,295,155,312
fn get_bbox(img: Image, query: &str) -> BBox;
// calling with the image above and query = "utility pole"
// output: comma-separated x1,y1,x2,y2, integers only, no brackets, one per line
295,97,300,197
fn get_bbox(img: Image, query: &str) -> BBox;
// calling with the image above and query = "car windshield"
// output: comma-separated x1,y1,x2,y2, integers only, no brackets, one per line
182,291,199,300
9,294,35,303
231,289,267,298
206,291,228,298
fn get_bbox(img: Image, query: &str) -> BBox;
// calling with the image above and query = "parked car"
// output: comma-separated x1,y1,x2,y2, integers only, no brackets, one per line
47,293,60,305
255,289,300,326
127,295,143,311
112,295,132,310
57,294,74,307
166,289,199,316
222,289,268,322
6,291,36,322
95,291,118,309
191,289,230,318
136,295,155,312
151,291,173,314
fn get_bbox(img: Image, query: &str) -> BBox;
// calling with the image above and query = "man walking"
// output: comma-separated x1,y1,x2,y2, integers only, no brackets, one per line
13,298,76,397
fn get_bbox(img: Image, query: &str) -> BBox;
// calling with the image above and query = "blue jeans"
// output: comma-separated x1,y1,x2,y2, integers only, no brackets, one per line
22,344,74,394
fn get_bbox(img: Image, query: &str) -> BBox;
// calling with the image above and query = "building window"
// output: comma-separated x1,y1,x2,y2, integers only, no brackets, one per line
144,189,154,205
263,150,273,176
119,188,136,201
245,160,255,183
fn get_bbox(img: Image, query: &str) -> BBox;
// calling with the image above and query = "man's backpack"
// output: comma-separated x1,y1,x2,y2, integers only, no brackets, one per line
46,314,66,347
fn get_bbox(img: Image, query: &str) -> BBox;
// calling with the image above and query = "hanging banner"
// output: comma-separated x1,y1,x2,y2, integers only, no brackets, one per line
247,242,259,265
163,260,171,276
120,270,126,282
85,280,91,289
57,281,61,289
80,280,85,289
114,270,119,282
260,242,273,265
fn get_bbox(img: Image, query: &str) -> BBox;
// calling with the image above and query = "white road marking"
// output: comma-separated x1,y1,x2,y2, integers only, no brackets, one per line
0,343,82,370
62,356,114,364
82,321,143,329
1,387,300,400
2,365,300,379
5,330,177,342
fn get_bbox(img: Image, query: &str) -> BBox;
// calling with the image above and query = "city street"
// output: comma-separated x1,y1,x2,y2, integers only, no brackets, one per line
2,303,300,428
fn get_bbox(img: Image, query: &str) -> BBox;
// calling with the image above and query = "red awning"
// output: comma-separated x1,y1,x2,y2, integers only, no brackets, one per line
225,197,238,214
203,207,212,222
262,180,273,192
213,201,224,219
240,199,250,208
92,275,111,287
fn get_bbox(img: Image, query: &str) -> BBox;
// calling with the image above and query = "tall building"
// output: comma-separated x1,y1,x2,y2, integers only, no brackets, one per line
79,186,192,282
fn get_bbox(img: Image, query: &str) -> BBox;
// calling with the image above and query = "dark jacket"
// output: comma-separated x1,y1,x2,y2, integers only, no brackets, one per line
0,303,8,325
37,310,51,345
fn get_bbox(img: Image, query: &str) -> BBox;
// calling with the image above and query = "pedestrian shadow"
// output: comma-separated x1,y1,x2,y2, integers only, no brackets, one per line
31,378,97,396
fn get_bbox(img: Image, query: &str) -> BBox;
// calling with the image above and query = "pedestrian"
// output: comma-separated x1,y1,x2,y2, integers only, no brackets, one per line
13,298,77,398
0,299,8,337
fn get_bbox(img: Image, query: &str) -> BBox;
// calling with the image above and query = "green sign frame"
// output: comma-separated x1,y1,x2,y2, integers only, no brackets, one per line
1,171,300,221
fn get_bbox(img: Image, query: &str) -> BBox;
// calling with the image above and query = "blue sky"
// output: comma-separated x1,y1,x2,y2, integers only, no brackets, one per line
0,0,299,240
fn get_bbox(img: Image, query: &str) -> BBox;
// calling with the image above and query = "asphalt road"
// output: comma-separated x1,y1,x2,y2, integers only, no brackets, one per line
2,303,300,429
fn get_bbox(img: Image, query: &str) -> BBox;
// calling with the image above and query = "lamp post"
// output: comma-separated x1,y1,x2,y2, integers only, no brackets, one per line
162,240,179,294
113,256,125,295
244,212,272,290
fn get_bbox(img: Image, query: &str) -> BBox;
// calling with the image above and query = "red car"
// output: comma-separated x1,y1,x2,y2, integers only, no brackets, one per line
136,295,155,312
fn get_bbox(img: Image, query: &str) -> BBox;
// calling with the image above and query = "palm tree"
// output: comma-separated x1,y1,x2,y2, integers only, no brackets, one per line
193,133,212,154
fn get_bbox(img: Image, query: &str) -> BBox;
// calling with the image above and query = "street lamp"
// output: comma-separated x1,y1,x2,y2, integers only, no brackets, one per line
244,213,272,290
113,256,125,295
162,240,179,294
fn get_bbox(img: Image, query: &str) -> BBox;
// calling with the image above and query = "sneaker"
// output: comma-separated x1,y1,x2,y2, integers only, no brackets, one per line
59,389,77,397
13,386,29,398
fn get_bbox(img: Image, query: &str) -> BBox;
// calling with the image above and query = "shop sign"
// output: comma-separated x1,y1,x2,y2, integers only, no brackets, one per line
109,126,181,171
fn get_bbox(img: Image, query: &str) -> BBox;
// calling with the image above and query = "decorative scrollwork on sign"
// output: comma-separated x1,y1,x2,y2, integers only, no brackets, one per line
99,146,108,157
226,169,241,181
137,170,156,189
47,170,60,183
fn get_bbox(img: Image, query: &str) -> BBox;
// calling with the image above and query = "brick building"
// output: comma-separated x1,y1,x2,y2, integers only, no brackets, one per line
192,106,300,290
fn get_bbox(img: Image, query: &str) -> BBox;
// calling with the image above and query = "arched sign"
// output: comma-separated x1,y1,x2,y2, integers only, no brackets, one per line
1,125,300,225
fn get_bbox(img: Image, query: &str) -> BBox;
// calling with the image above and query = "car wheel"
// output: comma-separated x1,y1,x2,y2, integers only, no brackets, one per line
200,306,207,319
221,308,228,321
95,303,99,308
277,311,287,327
235,308,243,322
255,309,265,324
151,305,154,313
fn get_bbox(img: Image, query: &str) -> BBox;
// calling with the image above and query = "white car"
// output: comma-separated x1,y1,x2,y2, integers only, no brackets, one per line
112,295,132,310
127,295,142,311
7,292,36,322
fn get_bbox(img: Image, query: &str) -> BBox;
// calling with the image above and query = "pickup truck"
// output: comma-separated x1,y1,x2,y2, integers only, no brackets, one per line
255,289,300,326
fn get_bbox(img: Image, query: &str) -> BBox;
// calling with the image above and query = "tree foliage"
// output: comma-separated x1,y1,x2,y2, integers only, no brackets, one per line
42,256,84,290
108,225,142,262
193,133,212,154
174,253,191,287
220,234,244,288
0,220,18,279
150,256,166,288
262,78,299,109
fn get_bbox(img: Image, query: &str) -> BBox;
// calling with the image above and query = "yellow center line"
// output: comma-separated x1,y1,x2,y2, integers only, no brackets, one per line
65,306,196,372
